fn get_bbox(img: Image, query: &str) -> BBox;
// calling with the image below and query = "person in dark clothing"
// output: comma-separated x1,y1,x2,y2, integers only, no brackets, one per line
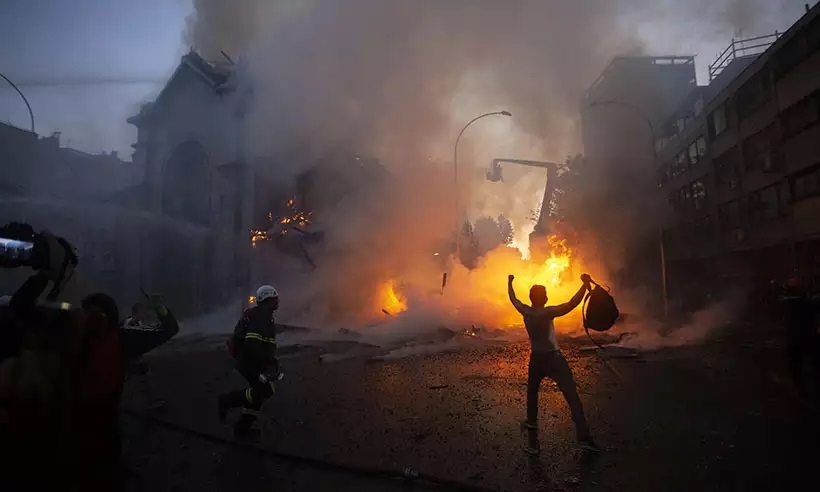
119,295,179,364
218,284,281,438
508,273,600,454
73,292,178,490
779,276,820,400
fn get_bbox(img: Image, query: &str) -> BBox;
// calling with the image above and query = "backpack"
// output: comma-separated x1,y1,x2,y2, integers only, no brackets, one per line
582,284,620,333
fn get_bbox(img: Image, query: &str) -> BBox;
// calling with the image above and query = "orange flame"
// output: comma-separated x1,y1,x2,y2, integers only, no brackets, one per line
449,233,589,332
377,279,407,315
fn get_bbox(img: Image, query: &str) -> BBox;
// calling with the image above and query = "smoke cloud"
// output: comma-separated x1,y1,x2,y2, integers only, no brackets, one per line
183,0,806,334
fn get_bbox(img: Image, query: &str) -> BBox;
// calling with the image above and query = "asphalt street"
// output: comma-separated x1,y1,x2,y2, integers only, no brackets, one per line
121,328,818,491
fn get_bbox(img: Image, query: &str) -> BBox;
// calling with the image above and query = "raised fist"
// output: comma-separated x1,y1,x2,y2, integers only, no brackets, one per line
508,274,515,283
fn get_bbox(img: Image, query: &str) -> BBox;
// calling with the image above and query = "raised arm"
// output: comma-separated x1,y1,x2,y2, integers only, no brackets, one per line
546,274,592,318
120,295,180,362
508,275,529,314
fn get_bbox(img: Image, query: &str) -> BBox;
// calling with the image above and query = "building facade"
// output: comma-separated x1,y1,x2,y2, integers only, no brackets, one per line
656,4,820,297
579,56,697,297
127,51,256,315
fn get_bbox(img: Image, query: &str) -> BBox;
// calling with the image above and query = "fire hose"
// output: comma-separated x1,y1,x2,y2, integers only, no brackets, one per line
121,408,498,492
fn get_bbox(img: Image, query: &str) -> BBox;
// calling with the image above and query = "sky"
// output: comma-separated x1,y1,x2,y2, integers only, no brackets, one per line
0,0,815,159
0,0,190,155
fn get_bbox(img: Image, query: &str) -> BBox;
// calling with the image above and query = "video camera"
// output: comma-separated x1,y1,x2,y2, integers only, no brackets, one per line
0,222,75,270
0,222,80,363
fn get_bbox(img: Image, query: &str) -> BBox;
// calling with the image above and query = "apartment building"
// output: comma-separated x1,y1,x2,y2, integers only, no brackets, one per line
656,3,820,293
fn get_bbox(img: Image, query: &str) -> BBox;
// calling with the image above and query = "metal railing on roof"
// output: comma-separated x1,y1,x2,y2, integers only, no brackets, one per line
708,32,782,81
584,56,695,100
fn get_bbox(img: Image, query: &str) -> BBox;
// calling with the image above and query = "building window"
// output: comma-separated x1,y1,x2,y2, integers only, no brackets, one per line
694,97,704,117
688,136,707,166
736,74,771,120
773,34,808,79
780,91,819,137
719,199,742,229
671,151,689,178
747,185,780,222
714,146,740,190
779,179,791,213
694,215,714,240
711,104,729,137
792,166,820,201
691,180,707,211
742,125,777,173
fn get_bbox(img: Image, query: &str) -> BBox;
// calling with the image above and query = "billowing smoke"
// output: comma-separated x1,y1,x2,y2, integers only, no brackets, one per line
183,0,807,334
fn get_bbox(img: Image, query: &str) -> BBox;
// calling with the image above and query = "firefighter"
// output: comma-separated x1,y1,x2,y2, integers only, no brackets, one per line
780,275,820,401
218,285,281,438
508,273,600,454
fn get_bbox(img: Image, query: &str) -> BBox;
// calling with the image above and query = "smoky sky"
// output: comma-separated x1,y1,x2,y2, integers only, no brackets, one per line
185,0,812,166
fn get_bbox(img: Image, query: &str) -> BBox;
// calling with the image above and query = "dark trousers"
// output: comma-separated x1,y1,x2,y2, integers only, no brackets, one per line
527,351,590,440
220,366,277,432
787,331,820,395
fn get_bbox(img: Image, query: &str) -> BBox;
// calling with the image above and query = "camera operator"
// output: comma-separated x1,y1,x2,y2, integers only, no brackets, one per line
0,224,83,490
0,223,179,491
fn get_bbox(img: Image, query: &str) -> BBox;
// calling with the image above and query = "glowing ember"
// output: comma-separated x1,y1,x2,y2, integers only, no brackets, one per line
248,295,256,306
250,230,270,246
378,279,407,315
250,197,314,243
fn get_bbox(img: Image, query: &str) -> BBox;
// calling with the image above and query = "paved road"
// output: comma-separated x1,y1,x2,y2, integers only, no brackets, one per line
122,330,818,491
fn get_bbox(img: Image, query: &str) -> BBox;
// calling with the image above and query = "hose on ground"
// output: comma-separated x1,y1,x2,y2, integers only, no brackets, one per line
121,408,497,492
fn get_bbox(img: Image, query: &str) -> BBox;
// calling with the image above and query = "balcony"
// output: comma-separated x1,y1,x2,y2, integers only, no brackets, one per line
708,33,783,82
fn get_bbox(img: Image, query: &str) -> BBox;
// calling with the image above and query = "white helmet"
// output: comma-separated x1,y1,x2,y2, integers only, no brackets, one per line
255,285,279,304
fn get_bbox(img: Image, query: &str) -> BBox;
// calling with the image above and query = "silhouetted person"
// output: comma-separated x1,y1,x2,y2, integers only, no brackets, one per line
780,276,820,400
508,273,600,454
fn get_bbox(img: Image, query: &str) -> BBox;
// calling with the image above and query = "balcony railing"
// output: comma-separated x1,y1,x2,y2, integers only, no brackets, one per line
708,32,782,81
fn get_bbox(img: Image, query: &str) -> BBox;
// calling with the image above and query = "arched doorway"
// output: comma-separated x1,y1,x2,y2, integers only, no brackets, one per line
162,140,210,226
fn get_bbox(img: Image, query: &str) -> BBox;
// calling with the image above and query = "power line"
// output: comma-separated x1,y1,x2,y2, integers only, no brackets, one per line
0,76,166,88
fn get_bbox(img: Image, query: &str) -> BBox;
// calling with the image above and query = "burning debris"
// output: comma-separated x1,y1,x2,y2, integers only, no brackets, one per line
378,280,407,316
249,197,314,246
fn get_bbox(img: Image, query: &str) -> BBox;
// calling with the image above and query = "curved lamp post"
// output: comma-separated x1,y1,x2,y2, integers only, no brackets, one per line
453,110,511,260
0,71,35,133
587,99,667,320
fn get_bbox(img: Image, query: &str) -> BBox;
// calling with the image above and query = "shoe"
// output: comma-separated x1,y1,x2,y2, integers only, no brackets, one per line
578,438,602,453
218,396,229,423
520,420,538,431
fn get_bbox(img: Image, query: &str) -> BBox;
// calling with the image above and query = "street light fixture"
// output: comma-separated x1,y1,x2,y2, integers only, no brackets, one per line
587,99,668,321
0,71,35,134
453,110,512,261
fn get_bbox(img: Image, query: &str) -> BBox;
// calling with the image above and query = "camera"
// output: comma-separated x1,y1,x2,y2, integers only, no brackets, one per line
0,222,53,270
0,222,80,363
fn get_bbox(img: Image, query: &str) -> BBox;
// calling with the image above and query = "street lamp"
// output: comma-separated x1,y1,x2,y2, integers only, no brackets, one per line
453,110,512,260
587,99,668,321
0,72,35,134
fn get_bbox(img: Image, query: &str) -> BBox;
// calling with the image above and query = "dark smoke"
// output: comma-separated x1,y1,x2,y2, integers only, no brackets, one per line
182,0,808,333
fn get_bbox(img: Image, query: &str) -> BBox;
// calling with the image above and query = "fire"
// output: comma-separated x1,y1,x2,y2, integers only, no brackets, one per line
377,279,407,315
248,295,256,306
450,233,590,332
249,197,314,243
250,230,270,246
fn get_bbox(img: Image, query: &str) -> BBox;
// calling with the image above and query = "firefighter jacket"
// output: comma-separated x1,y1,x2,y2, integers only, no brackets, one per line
231,305,277,372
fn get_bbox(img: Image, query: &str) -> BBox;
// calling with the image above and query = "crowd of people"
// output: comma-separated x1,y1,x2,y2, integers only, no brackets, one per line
1,223,819,490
